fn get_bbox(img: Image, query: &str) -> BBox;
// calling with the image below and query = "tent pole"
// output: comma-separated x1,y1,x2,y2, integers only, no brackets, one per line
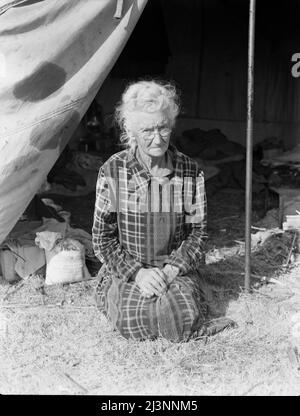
245,0,256,291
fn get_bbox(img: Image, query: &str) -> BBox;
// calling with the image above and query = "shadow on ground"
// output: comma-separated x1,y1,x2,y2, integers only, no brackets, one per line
198,231,294,318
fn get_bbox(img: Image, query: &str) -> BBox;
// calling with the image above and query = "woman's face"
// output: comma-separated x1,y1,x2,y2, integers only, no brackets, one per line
128,111,172,158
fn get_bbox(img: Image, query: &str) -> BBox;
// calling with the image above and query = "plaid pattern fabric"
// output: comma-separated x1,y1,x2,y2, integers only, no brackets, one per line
95,265,207,341
92,144,207,281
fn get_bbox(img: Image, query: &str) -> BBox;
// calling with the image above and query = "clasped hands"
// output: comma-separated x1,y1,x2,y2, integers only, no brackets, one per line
135,264,179,298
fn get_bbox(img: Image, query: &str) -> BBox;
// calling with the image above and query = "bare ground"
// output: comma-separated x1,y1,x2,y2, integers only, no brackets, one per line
1,188,300,395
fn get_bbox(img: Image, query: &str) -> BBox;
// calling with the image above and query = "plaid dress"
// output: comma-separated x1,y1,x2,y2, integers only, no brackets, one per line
92,144,208,341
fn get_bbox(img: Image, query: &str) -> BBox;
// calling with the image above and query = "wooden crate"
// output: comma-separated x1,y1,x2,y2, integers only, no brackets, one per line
270,187,300,227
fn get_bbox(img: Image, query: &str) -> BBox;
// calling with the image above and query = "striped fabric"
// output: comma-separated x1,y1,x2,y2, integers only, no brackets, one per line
95,265,207,342
92,144,207,279
92,144,208,340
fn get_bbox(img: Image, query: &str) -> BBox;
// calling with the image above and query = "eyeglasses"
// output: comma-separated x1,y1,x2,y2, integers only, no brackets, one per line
139,126,172,142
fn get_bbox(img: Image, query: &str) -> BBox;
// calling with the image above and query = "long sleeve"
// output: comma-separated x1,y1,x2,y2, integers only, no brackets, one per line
92,167,142,282
164,168,207,275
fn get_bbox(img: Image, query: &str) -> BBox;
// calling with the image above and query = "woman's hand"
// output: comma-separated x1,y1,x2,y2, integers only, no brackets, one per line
135,267,168,298
162,264,180,285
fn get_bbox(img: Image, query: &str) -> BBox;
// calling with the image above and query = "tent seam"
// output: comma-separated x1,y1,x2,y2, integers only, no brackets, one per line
0,96,86,139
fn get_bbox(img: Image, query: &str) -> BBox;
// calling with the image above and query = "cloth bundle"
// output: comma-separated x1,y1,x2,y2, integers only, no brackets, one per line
0,243,45,282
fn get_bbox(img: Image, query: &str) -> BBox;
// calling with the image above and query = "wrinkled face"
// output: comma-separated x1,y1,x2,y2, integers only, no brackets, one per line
127,111,172,158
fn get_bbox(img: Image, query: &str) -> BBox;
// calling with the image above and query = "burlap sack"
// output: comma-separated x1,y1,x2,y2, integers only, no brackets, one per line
35,232,90,285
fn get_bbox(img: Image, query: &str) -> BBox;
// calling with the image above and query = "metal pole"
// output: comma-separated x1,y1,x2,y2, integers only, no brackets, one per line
245,0,256,291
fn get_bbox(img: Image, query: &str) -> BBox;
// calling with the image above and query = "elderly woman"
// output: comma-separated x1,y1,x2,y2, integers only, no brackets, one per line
92,80,235,342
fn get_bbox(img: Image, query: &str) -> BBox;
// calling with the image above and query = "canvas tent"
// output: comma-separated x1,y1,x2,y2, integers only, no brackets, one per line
0,0,148,245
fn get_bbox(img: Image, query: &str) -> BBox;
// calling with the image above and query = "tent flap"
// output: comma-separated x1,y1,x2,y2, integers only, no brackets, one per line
0,0,148,244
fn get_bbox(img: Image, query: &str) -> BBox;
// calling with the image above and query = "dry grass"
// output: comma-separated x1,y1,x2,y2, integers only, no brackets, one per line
1,253,300,395
1,188,300,395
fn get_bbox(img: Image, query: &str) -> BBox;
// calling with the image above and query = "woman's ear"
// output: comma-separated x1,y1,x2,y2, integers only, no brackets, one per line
124,121,134,138
123,122,137,149
123,121,131,137
129,134,137,149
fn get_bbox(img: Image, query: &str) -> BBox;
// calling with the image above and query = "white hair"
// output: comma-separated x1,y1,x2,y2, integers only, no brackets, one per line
115,80,180,149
